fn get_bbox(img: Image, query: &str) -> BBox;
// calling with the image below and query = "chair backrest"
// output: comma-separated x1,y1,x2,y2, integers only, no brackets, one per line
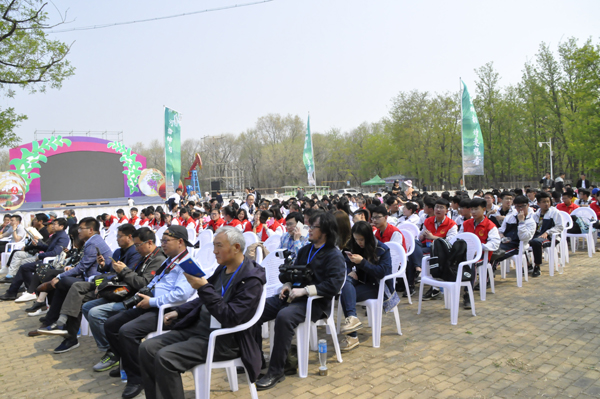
186,226,196,245
197,242,217,272
385,241,407,275
264,233,282,253
572,207,598,222
449,232,483,263
155,225,167,243
399,229,415,256
559,211,573,230
398,222,419,239
198,230,214,247
261,252,285,296
242,232,259,254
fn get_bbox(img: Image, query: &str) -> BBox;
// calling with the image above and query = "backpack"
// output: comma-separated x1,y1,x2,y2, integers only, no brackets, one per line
429,238,471,282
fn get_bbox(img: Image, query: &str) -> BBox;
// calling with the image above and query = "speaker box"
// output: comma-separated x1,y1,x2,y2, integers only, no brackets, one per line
210,181,221,197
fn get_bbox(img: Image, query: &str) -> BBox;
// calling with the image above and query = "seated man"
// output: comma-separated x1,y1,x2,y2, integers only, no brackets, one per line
459,199,500,309
1,213,50,283
494,195,536,268
530,191,563,277
139,226,266,399
129,207,139,226
279,212,308,260
36,217,112,332
104,225,195,399
489,191,515,228
39,224,141,353
0,214,25,255
256,212,345,390
117,209,129,224
84,227,166,372
575,188,592,207
0,218,70,301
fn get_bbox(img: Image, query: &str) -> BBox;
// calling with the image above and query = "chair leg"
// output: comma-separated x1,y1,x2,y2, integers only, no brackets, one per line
478,265,486,301
326,318,343,363
296,325,310,378
402,275,412,305
450,286,459,325
393,306,402,335
417,282,424,315
487,265,495,294
225,366,239,392
515,256,522,288
467,285,476,317
588,234,594,257
371,307,381,348
548,248,554,277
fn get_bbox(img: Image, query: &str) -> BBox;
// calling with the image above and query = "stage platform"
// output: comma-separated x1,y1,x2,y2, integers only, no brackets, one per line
15,196,165,213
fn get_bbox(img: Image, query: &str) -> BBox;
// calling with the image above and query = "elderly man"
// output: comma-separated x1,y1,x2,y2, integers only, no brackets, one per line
104,225,195,399
139,226,266,399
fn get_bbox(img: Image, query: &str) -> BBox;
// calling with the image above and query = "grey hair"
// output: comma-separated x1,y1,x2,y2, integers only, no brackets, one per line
215,226,246,252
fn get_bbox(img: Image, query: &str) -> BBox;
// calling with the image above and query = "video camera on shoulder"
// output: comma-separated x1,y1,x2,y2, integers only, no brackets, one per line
278,250,313,288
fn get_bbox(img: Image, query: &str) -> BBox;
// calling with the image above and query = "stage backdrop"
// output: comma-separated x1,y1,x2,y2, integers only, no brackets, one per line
9,136,148,203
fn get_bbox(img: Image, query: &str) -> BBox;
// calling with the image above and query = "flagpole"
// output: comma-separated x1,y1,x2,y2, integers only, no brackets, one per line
460,78,466,190
309,112,316,187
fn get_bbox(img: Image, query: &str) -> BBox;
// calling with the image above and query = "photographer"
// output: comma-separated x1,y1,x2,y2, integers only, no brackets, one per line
139,226,266,399
84,227,166,372
38,224,141,354
104,225,195,399
256,212,345,390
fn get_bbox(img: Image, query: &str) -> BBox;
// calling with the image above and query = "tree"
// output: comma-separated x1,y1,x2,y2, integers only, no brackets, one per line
0,0,74,147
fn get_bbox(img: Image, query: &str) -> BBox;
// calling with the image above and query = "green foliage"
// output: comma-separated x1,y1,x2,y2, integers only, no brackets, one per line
8,135,71,192
107,141,142,193
0,0,74,148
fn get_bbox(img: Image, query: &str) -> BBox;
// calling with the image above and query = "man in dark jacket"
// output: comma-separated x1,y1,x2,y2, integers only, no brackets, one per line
0,218,70,300
39,224,141,353
139,226,266,399
576,173,591,190
255,211,346,390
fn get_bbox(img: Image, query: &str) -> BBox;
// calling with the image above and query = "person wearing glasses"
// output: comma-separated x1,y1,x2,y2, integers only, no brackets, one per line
255,212,345,390
83,227,167,373
279,212,308,260
38,224,142,353
104,225,195,399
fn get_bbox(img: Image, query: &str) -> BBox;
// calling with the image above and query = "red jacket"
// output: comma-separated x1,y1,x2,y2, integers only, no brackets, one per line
590,201,600,218
260,220,282,241
208,218,225,231
118,216,129,224
375,223,407,253
557,202,579,215
422,216,457,244
104,215,118,228
462,217,495,260
130,216,139,225
225,218,242,229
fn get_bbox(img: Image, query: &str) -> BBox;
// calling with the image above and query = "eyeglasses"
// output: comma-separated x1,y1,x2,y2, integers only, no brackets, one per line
134,240,149,248
434,205,447,210
308,225,321,230
160,238,176,244
371,215,384,220
77,227,91,231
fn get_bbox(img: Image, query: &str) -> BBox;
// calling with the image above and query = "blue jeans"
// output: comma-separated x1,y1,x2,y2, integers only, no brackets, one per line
340,275,379,337
82,298,127,351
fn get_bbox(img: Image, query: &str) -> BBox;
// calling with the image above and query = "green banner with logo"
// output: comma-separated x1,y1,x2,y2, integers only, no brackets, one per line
461,81,484,175
164,107,182,196
303,115,316,186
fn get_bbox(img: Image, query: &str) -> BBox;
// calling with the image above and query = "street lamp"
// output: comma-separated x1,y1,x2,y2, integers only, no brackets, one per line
538,138,553,180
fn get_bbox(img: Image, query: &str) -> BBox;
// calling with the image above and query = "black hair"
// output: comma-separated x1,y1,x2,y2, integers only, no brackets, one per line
441,191,450,200
176,188,182,192
562,189,575,197
499,191,515,199
335,197,353,215
514,188,524,196
404,202,418,213
54,217,68,228
459,199,471,208
308,211,337,248
117,223,136,237
450,196,461,204
579,188,590,197
551,191,562,201
372,205,388,217
237,208,249,221
535,191,552,202
271,205,283,220
34,213,49,224
435,198,450,209
285,212,303,224
116,208,125,215
222,205,236,219
3,214,10,219
132,227,156,243
349,221,379,264
80,216,100,232
353,208,371,221
372,198,381,206
130,207,138,212
469,198,487,209
259,210,273,223
423,196,436,209
513,195,528,205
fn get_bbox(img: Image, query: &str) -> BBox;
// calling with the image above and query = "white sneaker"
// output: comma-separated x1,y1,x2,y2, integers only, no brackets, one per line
15,292,37,303
28,307,48,317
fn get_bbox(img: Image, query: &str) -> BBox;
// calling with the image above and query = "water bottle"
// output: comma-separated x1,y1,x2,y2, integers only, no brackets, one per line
318,339,328,376
77,328,81,337
120,368,127,383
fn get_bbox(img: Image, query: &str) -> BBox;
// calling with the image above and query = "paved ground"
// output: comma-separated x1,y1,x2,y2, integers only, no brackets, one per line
1,250,600,399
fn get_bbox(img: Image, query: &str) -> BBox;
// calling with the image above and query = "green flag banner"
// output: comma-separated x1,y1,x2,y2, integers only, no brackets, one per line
164,107,182,196
303,115,316,186
461,81,484,175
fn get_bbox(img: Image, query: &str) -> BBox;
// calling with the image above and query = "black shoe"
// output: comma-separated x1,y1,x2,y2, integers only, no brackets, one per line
110,368,121,378
0,292,17,301
54,338,80,354
122,383,143,399
463,295,471,310
532,265,541,277
0,277,12,284
25,301,47,312
422,287,440,301
403,286,415,298
256,372,285,391
39,316,47,323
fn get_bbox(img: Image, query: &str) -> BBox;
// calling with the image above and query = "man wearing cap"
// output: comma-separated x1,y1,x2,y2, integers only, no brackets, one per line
0,213,50,284
103,225,195,399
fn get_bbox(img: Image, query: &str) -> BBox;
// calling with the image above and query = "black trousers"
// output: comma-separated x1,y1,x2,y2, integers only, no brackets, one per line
139,320,239,399
29,269,61,294
529,235,551,265
257,295,325,376
105,307,160,385
6,261,37,295
45,276,84,325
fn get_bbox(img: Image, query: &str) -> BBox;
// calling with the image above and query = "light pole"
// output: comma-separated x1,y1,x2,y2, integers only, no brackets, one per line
538,138,553,180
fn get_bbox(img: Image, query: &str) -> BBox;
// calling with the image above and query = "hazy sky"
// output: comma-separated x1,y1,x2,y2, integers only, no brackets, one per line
8,0,600,147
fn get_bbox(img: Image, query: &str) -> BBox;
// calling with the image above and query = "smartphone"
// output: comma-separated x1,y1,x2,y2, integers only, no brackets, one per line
344,251,353,256
109,257,116,263
96,247,101,256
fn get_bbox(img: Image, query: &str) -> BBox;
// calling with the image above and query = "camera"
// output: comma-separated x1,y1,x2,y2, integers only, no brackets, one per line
123,287,153,309
278,250,313,288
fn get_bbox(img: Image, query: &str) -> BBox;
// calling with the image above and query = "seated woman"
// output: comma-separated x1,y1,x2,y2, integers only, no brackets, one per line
339,221,392,351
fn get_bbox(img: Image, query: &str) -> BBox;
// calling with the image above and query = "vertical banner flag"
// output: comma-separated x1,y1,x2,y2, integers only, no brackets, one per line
303,115,316,186
164,107,182,196
461,81,484,175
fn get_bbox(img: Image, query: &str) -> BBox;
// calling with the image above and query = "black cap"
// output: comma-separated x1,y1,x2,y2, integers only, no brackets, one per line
163,225,193,247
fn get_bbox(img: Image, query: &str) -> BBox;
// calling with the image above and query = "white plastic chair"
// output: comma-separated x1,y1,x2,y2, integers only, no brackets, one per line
417,233,481,325
398,222,419,239
242,232,259,254
398,229,414,256
500,241,528,288
558,211,573,266
146,293,198,340
260,252,285,339
544,226,564,277
566,207,597,257
197,243,218,277
198,230,214,249
263,233,282,254
0,236,27,272
476,251,495,301
186,226,197,246
155,225,167,243
388,234,413,305
192,285,266,399
337,242,404,348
